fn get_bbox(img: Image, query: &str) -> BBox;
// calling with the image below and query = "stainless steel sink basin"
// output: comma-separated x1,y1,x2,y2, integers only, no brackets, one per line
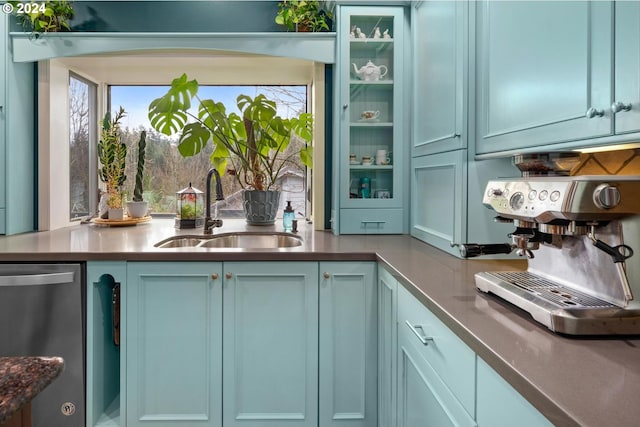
154,232,303,249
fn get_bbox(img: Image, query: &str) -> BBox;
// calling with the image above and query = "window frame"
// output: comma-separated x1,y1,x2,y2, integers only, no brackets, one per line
69,71,98,221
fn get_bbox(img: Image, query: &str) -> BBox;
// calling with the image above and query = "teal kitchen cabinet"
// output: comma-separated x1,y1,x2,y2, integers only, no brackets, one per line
0,14,35,234
411,150,519,257
87,261,127,427
222,262,318,427
411,0,468,157
377,266,397,427
477,358,552,427
397,285,476,427
126,262,222,427
613,1,640,135
319,262,377,427
333,5,409,234
475,1,614,154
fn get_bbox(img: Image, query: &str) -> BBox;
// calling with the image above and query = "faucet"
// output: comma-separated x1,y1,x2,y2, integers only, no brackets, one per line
204,168,224,234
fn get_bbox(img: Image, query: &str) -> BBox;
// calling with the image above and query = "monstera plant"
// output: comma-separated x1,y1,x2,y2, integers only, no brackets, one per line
148,73,313,225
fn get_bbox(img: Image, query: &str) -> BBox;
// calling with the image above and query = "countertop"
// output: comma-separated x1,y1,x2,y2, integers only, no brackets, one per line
1,219,639,426
0,357,64,424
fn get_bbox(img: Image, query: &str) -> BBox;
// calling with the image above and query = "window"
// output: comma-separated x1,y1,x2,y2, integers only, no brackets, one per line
69,74,97,220
109,85,309,218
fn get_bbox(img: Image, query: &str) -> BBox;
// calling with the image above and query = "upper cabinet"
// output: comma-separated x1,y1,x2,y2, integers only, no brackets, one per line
1,14,35,235
334,5,408,234
412,0,467,156
613,1,640,135
475,1,623,155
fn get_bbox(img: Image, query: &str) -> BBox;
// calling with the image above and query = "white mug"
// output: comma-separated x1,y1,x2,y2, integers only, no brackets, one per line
376,150,390,165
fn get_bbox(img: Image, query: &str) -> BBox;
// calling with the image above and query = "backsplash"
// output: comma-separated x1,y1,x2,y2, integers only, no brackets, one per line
572,148,640,175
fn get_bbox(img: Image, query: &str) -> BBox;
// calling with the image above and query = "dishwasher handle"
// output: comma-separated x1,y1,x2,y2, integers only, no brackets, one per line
0,272,74,286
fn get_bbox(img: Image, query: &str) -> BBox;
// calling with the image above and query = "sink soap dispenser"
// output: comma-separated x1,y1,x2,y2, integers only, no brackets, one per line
283,201,295,232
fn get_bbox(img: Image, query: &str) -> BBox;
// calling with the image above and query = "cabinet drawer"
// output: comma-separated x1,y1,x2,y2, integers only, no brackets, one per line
339,208,404,234
397,285,475,417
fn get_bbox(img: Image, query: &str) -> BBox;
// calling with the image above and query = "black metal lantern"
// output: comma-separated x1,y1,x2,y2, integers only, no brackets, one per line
175,183,204,229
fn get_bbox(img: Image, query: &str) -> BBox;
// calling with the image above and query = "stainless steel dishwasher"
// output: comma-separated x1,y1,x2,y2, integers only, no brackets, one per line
0,263,85,427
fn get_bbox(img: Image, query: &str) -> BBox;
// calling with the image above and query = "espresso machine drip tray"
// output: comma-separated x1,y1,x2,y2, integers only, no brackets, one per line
475,271,640,335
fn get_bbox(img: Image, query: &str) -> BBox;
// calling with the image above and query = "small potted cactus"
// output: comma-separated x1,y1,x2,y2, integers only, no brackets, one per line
126,131,149,218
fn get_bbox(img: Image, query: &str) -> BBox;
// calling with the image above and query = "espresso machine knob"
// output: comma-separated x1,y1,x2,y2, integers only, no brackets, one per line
593,184,621,209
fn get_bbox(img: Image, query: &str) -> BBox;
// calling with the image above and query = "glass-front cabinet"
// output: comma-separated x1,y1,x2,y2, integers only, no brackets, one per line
334,6,407,234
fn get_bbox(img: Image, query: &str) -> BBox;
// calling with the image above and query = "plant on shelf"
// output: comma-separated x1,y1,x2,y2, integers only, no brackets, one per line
275,0,333,32
98,107,127,219
8,0,74,38
126,131,149,218
148,73,313,225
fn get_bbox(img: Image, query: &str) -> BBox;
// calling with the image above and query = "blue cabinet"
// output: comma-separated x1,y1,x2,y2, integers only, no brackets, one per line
475,1,640,154
222,262,318,427
477,358,552,427
86,261,127,427
613,1,640,135
319,262,377,427
126,262,222,427
397,285,476,427
412,0,468,156
378,266,397,427
0,14,35,234
333,5,409,234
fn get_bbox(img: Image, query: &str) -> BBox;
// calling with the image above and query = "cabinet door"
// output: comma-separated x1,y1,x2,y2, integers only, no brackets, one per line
411,150,466,256
378,266,397,427
126,262,222,427
475,1,613,154
337,6,406,221
477,358,552,427
223,262,318,427
412,0,467,156
613,1,640,134
397,326,475,427
319,262,377,427
0,14,6,232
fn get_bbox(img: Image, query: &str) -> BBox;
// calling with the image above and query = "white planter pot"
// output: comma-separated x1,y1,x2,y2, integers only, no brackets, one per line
127,201,148,218
108,208,124,220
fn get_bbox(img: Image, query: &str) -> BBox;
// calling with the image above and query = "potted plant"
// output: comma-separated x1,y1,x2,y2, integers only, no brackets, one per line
148,73,313,225
275,0,333,32
126,131,148,218
98,107,127,220
8,0,74,38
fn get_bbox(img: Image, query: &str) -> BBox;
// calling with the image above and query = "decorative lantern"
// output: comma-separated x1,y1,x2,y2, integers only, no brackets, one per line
175,183,204,229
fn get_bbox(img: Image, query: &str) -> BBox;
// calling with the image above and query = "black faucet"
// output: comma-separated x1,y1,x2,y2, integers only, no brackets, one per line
204,168,224,234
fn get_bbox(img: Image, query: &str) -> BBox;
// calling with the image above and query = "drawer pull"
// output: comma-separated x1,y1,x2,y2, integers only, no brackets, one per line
405,320,434,346
362,220,385,225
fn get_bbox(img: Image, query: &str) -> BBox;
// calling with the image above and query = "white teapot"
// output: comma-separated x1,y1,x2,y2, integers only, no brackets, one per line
352,60,388,81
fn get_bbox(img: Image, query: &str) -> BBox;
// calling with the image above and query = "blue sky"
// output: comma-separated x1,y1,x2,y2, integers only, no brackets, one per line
110,85,307,132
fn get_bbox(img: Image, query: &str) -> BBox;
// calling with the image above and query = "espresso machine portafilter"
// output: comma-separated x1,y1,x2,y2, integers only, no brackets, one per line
460,175,640,335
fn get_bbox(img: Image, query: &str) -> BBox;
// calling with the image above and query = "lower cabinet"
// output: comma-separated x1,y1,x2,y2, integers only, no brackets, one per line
222,262,318,427
126,262,222,427
397,284,476,427
87,260,376,427
377,266,397,427
476,358,552,427
319,262,377,427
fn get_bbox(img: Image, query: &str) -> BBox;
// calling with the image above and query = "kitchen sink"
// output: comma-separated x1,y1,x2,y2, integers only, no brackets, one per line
154,232,303,249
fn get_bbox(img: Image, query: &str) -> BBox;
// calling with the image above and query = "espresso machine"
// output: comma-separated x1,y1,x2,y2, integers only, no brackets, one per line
458,154,640,335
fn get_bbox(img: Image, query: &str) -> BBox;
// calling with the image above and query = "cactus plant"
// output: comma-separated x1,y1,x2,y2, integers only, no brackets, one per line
133,131,147,202
97,107,127,209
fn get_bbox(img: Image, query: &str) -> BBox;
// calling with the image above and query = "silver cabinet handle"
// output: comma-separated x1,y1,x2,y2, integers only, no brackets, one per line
0,272,74,287
362,220,386,224
585,107,605,118
343,104,348,110
405,320,433,345
323,272,330,279
611,101,632,114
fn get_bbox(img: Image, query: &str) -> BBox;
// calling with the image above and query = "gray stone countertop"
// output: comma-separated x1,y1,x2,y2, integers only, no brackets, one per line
0,218,639,426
